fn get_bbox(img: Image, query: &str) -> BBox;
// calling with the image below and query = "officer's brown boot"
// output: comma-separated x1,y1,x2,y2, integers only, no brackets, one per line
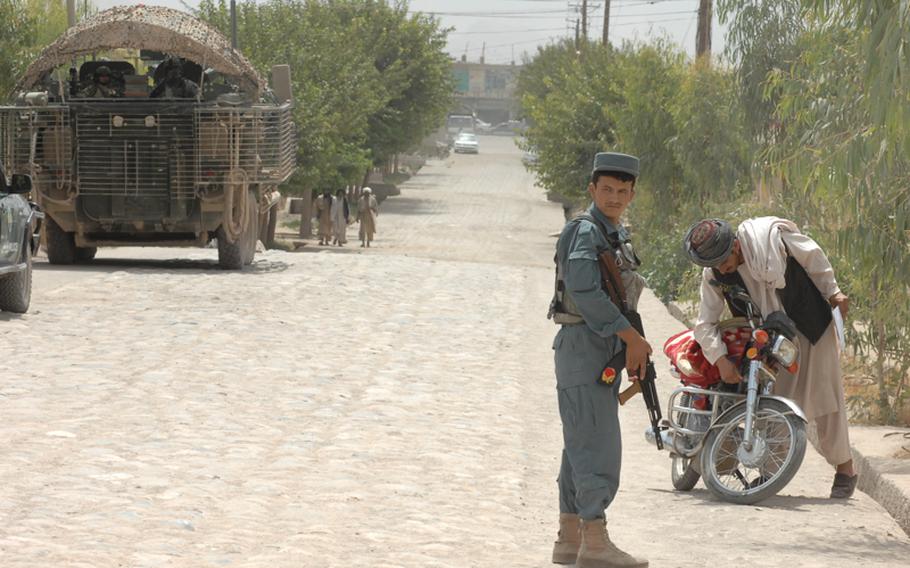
577,518,648,568
551,513,581,564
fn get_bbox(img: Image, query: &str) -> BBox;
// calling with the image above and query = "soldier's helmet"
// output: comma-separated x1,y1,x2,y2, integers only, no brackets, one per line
161,56,184,80
95,65,112,83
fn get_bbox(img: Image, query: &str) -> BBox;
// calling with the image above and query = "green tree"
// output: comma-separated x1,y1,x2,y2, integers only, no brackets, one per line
716,0,805,144
197,0,452,191
516,39,753,302
198,0,379,191
668,58,750,209
517,40,620,203
0,0,34,100
764,5,910,423
0,0,92,100
337,1,453,168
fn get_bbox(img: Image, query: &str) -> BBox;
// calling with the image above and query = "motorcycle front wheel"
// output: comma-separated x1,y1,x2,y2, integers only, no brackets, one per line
700,398,807,505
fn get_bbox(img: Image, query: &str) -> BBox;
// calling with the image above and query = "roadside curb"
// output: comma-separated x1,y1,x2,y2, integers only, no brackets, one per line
662,296,910,537
851,441,910,536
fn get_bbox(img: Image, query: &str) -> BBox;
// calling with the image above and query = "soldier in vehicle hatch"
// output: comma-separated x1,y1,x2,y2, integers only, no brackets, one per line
150,57,199,99
78,66,121,98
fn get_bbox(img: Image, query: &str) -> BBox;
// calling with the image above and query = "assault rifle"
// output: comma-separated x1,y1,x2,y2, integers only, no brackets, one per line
595,248,664,451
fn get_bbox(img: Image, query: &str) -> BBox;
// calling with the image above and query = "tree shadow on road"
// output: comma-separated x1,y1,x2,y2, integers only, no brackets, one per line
291,245,365,254
33,257,289,275
380,196,441,215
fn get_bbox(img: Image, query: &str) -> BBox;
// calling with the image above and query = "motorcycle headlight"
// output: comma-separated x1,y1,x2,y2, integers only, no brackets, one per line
771,335,798,367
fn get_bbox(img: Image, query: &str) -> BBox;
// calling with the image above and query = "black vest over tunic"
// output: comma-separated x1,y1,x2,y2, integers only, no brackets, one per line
711,256,832,344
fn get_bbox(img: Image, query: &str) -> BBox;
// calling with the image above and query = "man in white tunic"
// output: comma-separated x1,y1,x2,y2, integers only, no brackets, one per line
357,187,379,248
314,191,334,246
684,217,857,498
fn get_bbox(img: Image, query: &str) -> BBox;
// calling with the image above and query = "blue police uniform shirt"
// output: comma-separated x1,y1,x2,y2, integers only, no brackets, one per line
553,204,632,389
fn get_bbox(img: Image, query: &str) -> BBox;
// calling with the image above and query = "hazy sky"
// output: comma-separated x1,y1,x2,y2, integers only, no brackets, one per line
92,0,726,64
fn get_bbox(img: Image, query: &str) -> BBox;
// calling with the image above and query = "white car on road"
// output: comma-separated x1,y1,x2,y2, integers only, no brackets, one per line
454,133,480,154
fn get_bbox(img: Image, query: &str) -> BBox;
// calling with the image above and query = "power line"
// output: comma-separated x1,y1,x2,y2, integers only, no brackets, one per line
612,15,695,27
420,8,567,16
604,9,696,17
449,27,568,35
462,34,570,53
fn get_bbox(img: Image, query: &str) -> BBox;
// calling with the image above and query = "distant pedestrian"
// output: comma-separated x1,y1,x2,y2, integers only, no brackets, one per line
331,188,350,246
357,187,379,248
314,190,334,246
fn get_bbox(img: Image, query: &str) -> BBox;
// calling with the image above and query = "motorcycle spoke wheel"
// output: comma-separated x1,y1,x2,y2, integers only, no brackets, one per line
700,399,807,505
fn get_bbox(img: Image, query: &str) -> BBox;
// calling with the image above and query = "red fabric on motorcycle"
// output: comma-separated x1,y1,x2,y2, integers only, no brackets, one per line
663,327,751,388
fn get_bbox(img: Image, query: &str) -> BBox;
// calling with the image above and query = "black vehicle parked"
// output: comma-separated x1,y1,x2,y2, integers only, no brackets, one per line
0,168,42,313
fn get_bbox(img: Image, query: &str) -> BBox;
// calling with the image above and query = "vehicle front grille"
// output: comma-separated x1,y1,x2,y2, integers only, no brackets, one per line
1,102,297,199
75,105,195,198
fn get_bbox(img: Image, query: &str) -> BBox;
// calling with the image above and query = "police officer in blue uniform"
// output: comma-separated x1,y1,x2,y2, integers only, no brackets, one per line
548,152,650,568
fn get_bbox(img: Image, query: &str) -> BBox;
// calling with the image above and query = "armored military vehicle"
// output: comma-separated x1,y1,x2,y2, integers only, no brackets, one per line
0,6,296,269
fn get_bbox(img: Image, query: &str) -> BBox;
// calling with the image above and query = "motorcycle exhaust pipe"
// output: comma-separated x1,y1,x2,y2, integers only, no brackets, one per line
644,426,673,449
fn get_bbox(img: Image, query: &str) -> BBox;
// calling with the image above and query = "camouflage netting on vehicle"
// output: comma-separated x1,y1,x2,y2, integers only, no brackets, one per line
14,5,265,96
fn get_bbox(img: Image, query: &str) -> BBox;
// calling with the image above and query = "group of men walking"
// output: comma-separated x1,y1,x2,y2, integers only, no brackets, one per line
313,188,379,248
549,151,857,568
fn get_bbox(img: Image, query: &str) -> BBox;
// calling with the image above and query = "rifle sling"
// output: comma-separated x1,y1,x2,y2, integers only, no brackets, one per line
574,212,630,314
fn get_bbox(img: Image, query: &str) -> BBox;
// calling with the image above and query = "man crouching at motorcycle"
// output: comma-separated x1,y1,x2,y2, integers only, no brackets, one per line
683,217,857,499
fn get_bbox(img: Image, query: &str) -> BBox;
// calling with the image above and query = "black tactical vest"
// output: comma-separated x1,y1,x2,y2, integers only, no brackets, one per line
548,213,640,324
711,255,832,344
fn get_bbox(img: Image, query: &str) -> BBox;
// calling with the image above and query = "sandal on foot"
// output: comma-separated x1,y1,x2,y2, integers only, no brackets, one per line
830,473,858,499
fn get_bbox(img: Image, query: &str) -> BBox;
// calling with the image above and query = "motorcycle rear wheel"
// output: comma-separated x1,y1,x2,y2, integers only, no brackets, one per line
671,455,700,491
700,398,806,505
670,392,701,491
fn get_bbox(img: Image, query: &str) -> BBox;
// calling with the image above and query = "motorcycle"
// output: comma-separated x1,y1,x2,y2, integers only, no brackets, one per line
649,286,808,504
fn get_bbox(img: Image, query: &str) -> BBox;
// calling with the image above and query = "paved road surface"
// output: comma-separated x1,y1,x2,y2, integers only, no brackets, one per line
1,135,908,567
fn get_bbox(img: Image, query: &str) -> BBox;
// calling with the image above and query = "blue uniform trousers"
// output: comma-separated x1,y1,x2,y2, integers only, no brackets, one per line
554,325,623,521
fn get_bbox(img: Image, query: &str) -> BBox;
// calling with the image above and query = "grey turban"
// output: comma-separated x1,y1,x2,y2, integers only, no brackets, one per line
684,219,735,267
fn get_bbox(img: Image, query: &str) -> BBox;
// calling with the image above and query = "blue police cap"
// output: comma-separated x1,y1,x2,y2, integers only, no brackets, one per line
592,152,640,178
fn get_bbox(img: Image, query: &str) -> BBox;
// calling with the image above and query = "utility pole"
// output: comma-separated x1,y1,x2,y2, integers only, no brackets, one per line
574,19,580,50
230,0,238,50
696,0,712,58
602,0,610,46
66,0,76,28
581,0,588,41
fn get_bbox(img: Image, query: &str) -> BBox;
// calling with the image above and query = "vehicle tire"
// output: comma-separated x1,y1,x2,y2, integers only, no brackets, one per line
44,216,76,265
217,188,258,269
75,246,97,262
671,455,700,491
216,225,243,270
0,236,32,313
241,192,260,266
700,398,807,505
259,205,278,249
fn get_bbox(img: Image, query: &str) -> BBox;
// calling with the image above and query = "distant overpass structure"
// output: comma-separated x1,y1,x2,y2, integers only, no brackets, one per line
451,60,521,125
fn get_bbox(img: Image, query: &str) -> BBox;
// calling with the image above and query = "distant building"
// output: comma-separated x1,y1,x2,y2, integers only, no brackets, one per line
451,60,520,125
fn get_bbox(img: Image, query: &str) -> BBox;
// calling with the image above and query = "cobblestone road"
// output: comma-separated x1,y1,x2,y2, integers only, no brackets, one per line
1,136,908,567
